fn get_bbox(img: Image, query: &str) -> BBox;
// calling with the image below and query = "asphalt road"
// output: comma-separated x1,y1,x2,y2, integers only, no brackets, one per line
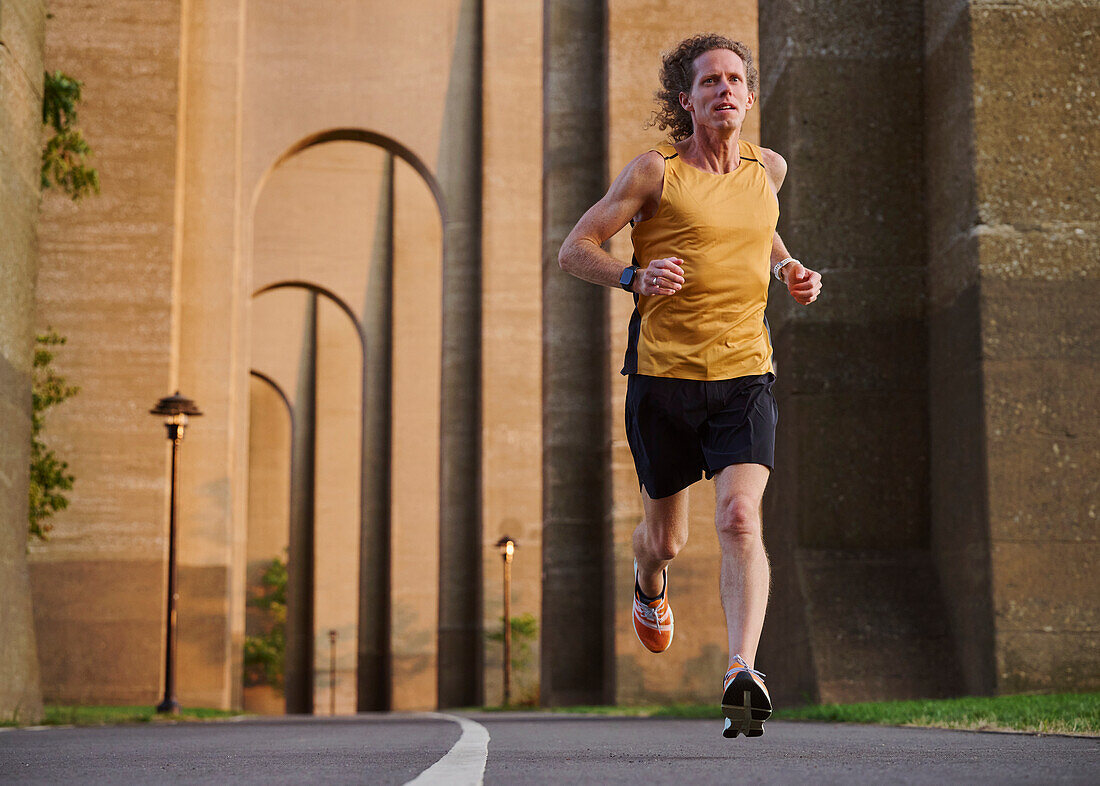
2,712,1097,784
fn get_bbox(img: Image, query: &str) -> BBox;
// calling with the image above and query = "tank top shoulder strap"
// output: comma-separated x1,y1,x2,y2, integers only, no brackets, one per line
738,139,767,170
650,142,680,162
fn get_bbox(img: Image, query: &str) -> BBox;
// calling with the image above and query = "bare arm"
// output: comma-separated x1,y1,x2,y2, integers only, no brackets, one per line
760,146,822,306
558,152,684,296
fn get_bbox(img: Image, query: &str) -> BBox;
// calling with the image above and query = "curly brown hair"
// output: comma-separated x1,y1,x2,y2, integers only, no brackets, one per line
650,34,759,142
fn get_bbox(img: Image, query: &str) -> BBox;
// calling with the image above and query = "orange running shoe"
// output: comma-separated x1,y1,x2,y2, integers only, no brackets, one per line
721,655,772,738
632,560,674,653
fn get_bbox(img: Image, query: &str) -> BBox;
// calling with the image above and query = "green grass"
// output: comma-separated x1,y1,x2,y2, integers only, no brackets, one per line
773,692,1100,735
501,692,1100,735
1,705,244,728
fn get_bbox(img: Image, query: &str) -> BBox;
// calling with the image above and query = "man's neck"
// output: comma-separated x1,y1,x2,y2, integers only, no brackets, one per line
679,125,743,174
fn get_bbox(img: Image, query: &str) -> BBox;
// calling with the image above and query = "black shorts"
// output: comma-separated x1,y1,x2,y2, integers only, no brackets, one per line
625,373,778,499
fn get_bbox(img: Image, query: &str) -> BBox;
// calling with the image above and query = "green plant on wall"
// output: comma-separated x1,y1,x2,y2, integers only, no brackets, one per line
244,557,287,691
29,331,80,541
486,612,539,706
30,45,100,539
41,69,99,199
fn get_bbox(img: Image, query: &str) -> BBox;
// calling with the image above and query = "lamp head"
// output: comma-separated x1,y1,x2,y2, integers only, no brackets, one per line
151,391,203,420
495,535,516,561
151,392,202,436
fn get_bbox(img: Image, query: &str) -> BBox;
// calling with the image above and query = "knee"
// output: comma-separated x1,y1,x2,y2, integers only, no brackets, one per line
716,494,762,543
646,528,687,562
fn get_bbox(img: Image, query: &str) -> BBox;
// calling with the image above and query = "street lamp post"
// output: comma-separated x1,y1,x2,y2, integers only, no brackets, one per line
150,391,202,715
329,629,338,716
495,535,516,706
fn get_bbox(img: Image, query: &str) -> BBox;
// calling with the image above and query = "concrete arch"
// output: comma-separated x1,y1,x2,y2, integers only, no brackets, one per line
251,129,446,223
248,123,475,711
249,369,294,425
253,280,366,351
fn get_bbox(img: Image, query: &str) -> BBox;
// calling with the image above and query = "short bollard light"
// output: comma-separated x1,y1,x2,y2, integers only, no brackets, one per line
150,391,202,715
495,535,516,706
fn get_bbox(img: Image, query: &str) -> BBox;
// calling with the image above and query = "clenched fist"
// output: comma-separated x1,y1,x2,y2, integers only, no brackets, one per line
783,261,821,305
637,257,685,296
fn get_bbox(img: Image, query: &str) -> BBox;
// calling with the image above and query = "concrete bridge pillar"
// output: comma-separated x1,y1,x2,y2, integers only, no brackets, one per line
0,0,46,725
540,0,613,707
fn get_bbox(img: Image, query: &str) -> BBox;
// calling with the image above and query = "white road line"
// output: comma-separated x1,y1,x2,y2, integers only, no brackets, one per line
405,712,490,786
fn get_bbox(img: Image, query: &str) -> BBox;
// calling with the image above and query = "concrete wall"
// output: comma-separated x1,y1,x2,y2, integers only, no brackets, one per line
927,0,1100,696
31,0,182,706
762,0,1100,700
480,0,543,709
924,0,996,696
0,0,46,724
313,297,364,713
965,0,1099,693
391,159,445,710
758,0,962,705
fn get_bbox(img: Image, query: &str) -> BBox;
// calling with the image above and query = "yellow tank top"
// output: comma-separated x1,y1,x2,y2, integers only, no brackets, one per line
623,139,779,380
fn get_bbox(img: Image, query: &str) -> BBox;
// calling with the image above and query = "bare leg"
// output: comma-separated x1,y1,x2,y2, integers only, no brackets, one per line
632,485,690,598
712,463,771,669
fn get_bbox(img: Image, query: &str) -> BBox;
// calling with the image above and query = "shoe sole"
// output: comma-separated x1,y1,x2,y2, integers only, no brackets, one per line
721,673,771,738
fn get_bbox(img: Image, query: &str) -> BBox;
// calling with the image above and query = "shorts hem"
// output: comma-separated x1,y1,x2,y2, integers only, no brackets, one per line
703,454,774,480
639,473,701,500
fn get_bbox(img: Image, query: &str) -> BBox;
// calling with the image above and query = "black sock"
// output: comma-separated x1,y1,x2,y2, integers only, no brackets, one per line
635,571,666,602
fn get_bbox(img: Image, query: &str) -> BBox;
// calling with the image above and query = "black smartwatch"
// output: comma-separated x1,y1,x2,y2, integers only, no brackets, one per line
619,265,640,292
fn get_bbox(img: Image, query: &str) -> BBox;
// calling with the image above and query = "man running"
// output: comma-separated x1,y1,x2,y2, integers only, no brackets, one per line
558,34,821,738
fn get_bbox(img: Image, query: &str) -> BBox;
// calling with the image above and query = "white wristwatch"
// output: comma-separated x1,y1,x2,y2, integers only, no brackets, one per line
772,257,797,281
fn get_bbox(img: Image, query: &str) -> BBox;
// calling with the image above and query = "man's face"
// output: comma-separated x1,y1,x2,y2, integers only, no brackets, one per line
679,48,755,133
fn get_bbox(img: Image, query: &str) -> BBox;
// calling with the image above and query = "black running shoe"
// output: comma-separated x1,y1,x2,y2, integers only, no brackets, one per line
721,655,772,738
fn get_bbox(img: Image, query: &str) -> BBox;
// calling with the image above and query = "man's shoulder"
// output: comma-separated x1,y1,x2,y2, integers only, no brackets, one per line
614,149,666,197
755,146,787,177
629,148,669,175
752,145,787,190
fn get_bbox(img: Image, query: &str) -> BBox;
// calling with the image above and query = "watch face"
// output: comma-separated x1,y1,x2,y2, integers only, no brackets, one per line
619,266,636,290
